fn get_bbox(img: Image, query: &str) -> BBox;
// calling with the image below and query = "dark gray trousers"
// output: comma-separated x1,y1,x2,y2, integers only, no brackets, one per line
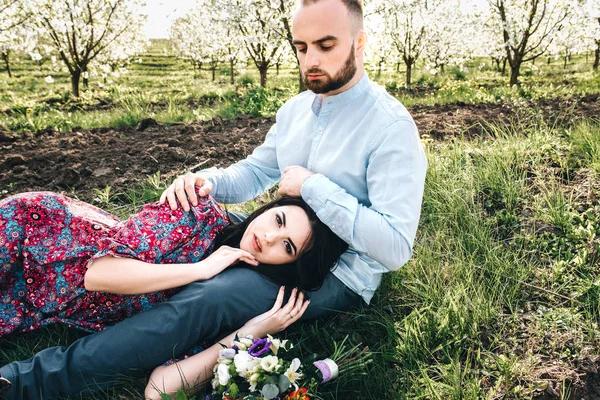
1,211,361,399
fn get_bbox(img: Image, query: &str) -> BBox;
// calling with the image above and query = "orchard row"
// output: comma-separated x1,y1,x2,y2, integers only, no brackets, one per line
1,0,598,96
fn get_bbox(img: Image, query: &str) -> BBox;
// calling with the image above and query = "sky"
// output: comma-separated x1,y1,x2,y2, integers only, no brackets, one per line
143,0,196,39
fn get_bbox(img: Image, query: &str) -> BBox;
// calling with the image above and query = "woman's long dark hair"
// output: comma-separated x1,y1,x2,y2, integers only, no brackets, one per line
213,196,348,291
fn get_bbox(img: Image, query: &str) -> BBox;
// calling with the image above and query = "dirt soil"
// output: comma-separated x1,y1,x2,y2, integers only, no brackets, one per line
1,97,598,201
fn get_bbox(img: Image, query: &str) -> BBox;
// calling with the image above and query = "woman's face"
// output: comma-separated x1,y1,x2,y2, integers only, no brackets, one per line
240,205,312,265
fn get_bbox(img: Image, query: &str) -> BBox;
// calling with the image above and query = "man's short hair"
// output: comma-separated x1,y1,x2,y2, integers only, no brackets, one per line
300,0,364,33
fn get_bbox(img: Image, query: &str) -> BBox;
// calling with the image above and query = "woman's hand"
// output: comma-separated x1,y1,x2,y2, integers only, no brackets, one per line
243,286,310,337
199,245,259,280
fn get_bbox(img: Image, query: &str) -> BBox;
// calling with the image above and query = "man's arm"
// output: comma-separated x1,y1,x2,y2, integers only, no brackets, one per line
161,123,281,210
298,119,427,271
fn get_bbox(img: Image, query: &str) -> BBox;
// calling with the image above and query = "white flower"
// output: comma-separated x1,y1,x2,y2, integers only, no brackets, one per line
248,372,260,392
45,76,54,84
260,355,279,372
267,335,290,355
217,363,231,386
284,358,303,385
234,351,260,377
233,336,254,351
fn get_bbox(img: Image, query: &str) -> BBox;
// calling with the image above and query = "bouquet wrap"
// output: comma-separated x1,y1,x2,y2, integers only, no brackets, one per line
312,358,339,383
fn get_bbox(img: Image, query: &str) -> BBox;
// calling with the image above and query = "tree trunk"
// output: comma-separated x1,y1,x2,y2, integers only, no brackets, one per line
547,56,551,65
297,68,305,93
212,63,216,81
71,68,82,97
405,61,413,86
259,65,268,87
2,51,11,78
509,62,520,86
82,65,89,88
377,58,383,78
563,55,568,69
502,59,507,75
276,62,280,76
441,64,445,73
230,59,235,84
594,42,600,71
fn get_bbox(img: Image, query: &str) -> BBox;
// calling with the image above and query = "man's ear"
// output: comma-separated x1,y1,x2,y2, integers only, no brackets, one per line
355,30,367,58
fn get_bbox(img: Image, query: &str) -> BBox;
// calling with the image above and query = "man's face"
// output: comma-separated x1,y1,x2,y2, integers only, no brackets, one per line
292,0,362,96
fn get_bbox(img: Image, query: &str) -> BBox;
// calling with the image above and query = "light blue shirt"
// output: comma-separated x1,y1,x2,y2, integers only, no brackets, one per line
203,74,427,304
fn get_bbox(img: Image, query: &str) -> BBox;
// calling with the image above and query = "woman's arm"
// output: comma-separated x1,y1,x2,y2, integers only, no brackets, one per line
144,287,309,400
84,246,257,295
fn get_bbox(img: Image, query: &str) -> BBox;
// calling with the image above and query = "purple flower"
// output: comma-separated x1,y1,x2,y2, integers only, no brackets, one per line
248,337,271,357
219,348,236,359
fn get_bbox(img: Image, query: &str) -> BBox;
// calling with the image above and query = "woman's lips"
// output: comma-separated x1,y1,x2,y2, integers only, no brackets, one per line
252,234,262,252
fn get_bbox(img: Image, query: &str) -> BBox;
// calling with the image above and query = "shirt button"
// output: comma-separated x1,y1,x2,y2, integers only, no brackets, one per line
307,200,313,205
332,224,336,229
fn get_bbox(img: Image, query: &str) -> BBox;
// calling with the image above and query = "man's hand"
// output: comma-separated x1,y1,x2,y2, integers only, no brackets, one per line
159,172,213,212
278,166,315,197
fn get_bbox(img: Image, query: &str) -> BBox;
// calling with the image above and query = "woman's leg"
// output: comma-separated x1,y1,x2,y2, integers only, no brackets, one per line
0,268,280,399
0,268,360,399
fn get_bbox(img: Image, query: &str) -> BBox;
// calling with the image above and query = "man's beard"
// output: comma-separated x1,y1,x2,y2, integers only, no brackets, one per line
303,44,357,94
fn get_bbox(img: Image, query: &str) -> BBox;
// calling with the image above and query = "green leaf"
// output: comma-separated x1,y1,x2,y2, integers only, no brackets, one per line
277,374,291,393
175,390,188,400
229,382,240,398
159,394,174,400
261,383,280,399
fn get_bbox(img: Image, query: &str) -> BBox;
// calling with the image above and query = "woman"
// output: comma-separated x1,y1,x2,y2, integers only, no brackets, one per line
0,189,347,336
145,285,310,399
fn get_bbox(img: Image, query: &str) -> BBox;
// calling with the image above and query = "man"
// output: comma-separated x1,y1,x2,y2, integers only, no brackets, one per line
0,0,426,398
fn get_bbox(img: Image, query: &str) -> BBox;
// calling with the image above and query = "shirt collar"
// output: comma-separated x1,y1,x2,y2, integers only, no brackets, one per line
310,73,370,115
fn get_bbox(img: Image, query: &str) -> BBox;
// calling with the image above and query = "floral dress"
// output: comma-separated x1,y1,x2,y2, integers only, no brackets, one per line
0,191,229,337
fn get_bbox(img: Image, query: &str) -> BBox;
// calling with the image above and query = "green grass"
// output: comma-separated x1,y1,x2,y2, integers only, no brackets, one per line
3,119,599,399
2,39,600,399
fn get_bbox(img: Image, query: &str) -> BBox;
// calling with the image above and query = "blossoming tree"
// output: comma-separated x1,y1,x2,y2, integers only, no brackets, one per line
170,2,244,84
0,0,31,77
33,0,147,96
487,0,571,85
216,0,288,87
582,0,600,69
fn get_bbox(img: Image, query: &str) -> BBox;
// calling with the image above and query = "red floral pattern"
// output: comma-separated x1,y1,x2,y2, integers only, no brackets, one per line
0,191,228,336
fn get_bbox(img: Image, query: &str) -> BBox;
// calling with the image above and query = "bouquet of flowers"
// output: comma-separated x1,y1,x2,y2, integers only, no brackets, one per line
207,334,372,400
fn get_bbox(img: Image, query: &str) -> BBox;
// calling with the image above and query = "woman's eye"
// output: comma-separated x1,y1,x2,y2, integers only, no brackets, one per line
321,46,333,51
275,214,282,227
297,47,307,53
284,241,292,255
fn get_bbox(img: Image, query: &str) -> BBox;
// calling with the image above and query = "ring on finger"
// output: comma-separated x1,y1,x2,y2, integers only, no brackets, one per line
288,312,295,319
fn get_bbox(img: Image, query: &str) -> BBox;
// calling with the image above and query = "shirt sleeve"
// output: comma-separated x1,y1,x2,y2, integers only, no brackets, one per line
301,118,427,271
201,122,281,204
88,195,229,266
